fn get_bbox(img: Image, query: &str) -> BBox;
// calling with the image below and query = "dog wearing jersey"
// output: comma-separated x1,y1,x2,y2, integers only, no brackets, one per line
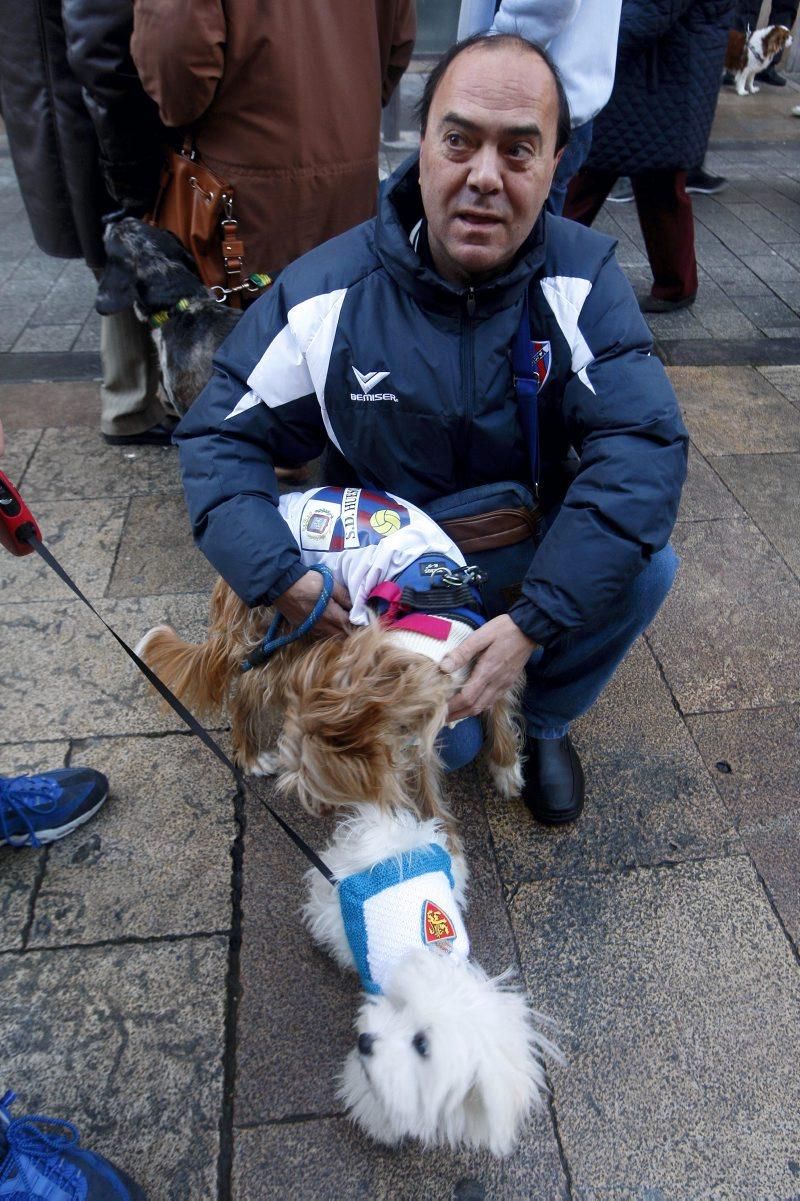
303,806,560,1154
136,486,524,827
726,25,793,95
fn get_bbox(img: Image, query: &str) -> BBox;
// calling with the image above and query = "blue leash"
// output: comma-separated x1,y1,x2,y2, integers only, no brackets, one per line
241,564,335,672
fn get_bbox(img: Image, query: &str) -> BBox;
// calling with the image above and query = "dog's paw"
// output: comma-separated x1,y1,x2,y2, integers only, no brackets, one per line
489,758,524,799
751,84,760,93
248,750,280,777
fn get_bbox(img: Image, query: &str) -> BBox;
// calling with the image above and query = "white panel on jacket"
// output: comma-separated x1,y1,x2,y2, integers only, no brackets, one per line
540,275,596,394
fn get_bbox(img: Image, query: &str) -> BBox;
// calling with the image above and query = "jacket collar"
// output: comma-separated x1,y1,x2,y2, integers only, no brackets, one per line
375,154,547,317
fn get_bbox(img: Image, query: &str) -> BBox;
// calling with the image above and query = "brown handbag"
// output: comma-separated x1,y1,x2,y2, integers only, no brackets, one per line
146,141,248,304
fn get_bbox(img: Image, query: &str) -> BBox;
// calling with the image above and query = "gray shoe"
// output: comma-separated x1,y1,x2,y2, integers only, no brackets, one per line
606,177,634,204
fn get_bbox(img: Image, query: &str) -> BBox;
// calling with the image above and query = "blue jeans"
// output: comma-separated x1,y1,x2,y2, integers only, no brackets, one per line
522,544,679,738
547,120,594,217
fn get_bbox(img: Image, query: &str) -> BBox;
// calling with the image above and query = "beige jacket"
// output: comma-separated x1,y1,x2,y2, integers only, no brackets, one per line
132,0,415,276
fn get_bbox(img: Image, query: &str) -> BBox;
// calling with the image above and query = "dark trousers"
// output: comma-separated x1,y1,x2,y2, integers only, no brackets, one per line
564,168,699,303
735,0,797,30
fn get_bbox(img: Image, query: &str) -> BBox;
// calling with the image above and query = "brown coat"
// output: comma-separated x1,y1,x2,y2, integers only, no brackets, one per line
131,0,416,277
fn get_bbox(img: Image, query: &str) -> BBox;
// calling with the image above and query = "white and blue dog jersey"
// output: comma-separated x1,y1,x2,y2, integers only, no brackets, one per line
337,843,470,995
278,487,466,628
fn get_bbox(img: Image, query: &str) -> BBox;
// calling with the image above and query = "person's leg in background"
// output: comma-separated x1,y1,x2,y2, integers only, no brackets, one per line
562,164,620,225
632,169,698,312
522,544,680,824
546,121,594,217
100,306,174,445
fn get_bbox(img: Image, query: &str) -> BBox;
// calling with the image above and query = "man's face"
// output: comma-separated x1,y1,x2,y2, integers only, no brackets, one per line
419,45,564,286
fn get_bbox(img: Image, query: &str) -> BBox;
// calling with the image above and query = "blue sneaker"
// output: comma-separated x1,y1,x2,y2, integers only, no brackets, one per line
0,1090,146,1199
0,768,109,849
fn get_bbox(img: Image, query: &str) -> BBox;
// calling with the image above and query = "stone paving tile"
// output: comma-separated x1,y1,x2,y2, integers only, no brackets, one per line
29,733,236,946
701,260,774,296
644,308,711,341
763,322,800,337
0,593,209,741
739,810,800,948
677,443,744,522
710,451,800,575
758,362,800,404
736,293,800,330
2,498,127,602
695,302,762,339
649,519,800,714
0,426,40,485
20,426,182,500
741,251,800,285
0,938,226,1198
0,305,33,352
686,704,800,823
236,767,527,1125
73,309,102,351
108,492,217,597
28,262,96,327
12,323,81,353
0,740,70,952
487,642,737,885
0,381,99,430
233,1115,567,1201
511,857,800,1200
768,276,800,310
724,202,800,245
668,365,800,455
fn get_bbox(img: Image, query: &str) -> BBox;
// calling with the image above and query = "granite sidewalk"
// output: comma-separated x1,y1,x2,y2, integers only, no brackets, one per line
1,77,799,1201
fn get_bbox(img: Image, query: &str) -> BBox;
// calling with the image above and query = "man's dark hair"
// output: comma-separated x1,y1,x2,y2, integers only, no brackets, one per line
416,33,571,154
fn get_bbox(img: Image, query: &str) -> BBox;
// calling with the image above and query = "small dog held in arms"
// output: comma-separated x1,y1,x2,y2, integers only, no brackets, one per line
726,25,793,95
303,806,561,1154
95,216,241,417
136,486,524,828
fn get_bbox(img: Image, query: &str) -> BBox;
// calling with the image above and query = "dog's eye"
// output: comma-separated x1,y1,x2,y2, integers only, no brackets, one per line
412,1032,430,1058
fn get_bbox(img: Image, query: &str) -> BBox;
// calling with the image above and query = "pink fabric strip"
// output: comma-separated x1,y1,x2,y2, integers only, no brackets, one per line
392,614,452,641
368,581,403,623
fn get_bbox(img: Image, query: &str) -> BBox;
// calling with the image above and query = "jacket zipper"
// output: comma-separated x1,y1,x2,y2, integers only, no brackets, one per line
459,287,476,486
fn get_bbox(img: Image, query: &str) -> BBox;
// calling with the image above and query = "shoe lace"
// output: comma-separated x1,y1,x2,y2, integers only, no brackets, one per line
0,1091,84,1198
0,776,61,849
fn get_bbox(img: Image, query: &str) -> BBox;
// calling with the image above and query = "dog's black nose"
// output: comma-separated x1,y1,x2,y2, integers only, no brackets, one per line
358,1033,376,1057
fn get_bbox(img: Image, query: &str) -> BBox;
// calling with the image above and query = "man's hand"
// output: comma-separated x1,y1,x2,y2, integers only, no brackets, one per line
274,571,352,638
442,615,538,721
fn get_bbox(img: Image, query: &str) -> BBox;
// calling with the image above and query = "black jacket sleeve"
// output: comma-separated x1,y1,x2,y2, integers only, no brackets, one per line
63,0,167,210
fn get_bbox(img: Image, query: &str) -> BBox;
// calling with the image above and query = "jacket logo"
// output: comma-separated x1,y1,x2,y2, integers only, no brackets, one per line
351,366,397,402
352,367,390,393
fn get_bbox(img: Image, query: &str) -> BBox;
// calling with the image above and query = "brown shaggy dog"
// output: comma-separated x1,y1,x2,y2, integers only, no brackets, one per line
136,578,524,829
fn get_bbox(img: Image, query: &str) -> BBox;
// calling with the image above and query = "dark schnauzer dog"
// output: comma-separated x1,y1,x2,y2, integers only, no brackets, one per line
95,218,241,417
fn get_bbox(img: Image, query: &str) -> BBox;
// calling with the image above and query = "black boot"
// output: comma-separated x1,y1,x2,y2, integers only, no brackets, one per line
522,734,585,825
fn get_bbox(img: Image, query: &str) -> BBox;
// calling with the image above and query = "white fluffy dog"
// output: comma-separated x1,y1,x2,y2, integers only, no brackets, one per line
303,807,561,1155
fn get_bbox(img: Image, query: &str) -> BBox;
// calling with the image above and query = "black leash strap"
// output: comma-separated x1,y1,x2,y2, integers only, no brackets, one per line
22,532,335,885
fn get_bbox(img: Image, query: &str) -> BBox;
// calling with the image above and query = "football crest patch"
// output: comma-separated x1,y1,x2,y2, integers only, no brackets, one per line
299,487,410,551
530,341,552,389
421,899,457,945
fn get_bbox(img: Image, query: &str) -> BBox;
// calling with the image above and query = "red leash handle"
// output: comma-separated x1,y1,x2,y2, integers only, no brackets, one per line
0,468,41,556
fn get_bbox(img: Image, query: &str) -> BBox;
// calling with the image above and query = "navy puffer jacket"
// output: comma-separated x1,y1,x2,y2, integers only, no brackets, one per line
586,0,735,174
176,156,688,650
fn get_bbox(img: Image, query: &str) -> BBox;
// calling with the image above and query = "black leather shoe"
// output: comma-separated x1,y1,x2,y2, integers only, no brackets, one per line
522,734,585,825
639,293,696,314
103,422,177,446
755,65,786,86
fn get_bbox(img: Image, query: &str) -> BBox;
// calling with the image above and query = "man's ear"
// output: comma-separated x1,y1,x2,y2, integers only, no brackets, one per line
95,256,137,315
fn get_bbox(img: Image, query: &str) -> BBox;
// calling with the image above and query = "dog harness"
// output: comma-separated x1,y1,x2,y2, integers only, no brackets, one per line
338,842,470,994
